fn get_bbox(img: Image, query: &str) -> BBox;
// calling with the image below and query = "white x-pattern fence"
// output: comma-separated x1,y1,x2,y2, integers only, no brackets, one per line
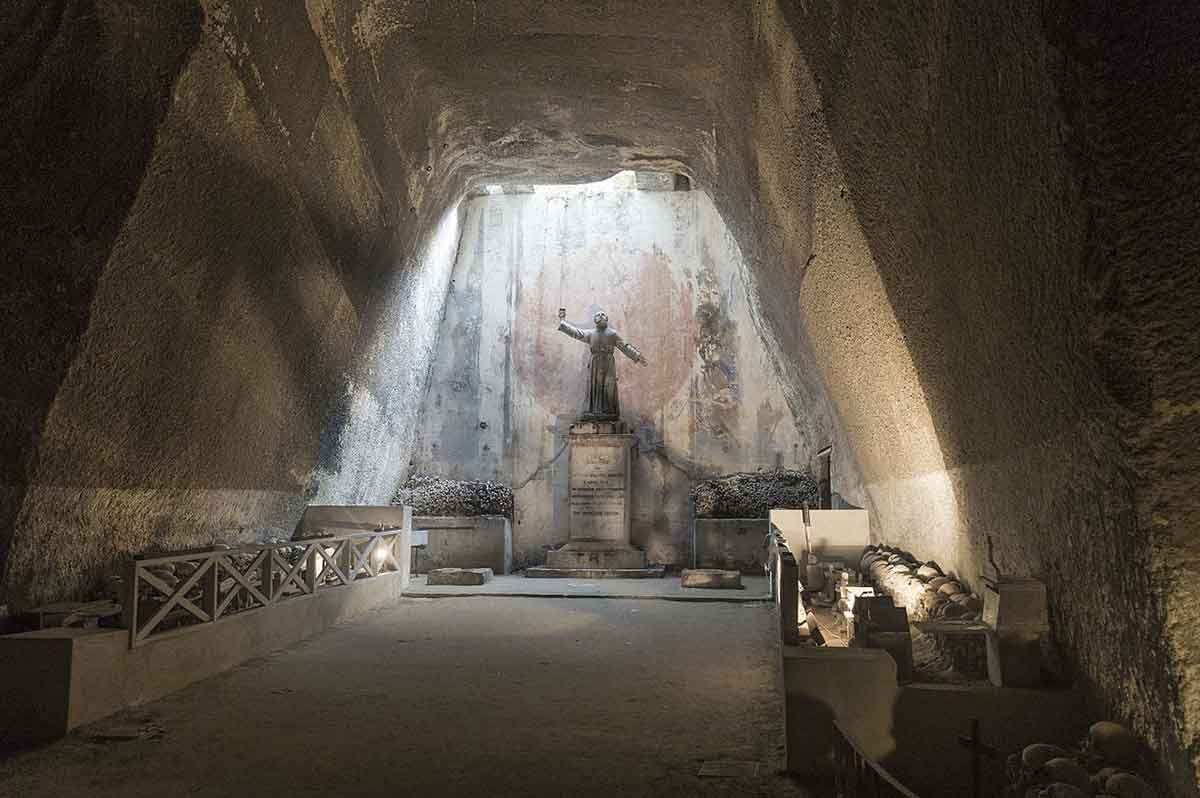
127,530,403,648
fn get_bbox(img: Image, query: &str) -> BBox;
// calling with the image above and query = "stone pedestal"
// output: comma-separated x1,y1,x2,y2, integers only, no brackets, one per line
527,421,660,578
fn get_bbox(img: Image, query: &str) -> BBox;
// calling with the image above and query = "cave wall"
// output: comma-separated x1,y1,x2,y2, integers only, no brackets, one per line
0,0,203,607
703,1,1197,792
412,182,809,567
0,0,462,607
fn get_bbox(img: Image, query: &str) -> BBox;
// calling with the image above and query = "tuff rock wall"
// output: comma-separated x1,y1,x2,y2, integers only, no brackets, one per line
0,0,462,606
715,3,1198,792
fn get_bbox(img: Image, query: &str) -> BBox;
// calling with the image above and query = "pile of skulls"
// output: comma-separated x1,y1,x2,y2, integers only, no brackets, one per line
393,474,514,518
690,468,819,519
1005,721,1157,798
859,544,982,622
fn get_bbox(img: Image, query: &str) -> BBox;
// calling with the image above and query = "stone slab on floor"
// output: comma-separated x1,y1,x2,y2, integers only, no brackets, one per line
525,565,665,579
681,569,743,589
427,567,493,586
404,574,771,602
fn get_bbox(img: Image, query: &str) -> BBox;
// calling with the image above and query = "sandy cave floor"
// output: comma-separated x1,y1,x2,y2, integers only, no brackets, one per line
0,596,815,798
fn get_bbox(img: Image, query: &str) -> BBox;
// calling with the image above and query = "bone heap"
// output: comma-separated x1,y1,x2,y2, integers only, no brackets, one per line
1005,721,1158,798
859,544,983,622
690,468,819,519
393,474,514,518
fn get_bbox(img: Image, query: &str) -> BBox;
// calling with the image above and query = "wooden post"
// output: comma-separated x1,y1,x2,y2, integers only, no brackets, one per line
958,716,997,798
305,544,318,593
125,559,139,649
779,547,801,645
261,548,275,604
203,555,219,621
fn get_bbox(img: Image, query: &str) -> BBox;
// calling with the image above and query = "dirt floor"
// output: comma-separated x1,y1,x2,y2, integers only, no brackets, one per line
0,597,814,798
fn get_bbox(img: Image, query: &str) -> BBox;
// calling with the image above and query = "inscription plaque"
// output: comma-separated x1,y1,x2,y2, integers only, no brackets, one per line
567,436,633,543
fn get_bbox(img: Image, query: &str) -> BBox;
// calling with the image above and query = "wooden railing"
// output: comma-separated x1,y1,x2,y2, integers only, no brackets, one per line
127,530,404,648
832,720,921,798
767,525,802,645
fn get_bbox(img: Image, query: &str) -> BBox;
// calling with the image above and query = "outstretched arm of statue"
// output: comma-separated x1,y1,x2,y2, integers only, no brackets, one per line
616,336,648,366
556,308,587,342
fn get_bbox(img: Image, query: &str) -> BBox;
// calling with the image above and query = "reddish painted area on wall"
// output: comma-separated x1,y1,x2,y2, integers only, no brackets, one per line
413,181,805,567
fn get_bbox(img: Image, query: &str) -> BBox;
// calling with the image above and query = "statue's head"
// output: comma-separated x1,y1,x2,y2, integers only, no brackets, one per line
593,311,609,329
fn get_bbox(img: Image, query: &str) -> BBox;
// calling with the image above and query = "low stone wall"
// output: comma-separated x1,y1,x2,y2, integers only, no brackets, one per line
0,569,408,747
412,516,512,575
782,646,899,778
694,518,768,573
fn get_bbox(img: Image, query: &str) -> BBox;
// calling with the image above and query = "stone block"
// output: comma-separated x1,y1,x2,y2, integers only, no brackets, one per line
293,505,412,539
426,568,493,586
769,508,869,565
694,518,769,573
680,569,743,589
412,516,511,575
983,578,1048,632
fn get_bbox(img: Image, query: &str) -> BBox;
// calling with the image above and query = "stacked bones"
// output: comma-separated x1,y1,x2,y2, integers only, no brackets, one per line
1005,721,1157,798
859,544,983,622
393,474,514,518
690,469,819,519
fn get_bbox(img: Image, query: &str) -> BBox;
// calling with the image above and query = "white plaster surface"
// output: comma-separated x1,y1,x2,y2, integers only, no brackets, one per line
413,183,805,568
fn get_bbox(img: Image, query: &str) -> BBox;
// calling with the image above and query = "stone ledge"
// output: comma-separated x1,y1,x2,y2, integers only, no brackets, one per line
681,568,743,589
524,566,666,579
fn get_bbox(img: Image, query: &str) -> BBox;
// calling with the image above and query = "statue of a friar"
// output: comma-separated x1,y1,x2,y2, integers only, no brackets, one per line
556,307,647,421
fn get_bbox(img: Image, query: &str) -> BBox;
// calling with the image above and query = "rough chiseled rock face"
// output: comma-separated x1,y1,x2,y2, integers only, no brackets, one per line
1,1,1196,793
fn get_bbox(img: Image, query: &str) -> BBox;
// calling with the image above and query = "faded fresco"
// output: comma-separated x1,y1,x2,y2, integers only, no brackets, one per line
412,178,804,567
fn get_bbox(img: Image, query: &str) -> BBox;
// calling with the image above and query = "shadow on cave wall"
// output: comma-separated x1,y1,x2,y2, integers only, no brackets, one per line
0,0,203,599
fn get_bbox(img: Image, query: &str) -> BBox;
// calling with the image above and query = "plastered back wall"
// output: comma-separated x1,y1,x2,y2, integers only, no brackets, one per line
412,185,805,567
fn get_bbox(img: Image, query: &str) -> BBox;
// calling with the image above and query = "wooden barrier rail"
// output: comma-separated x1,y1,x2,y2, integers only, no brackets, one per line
127,530,403,648
833,720,921,798
767,525,801,645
